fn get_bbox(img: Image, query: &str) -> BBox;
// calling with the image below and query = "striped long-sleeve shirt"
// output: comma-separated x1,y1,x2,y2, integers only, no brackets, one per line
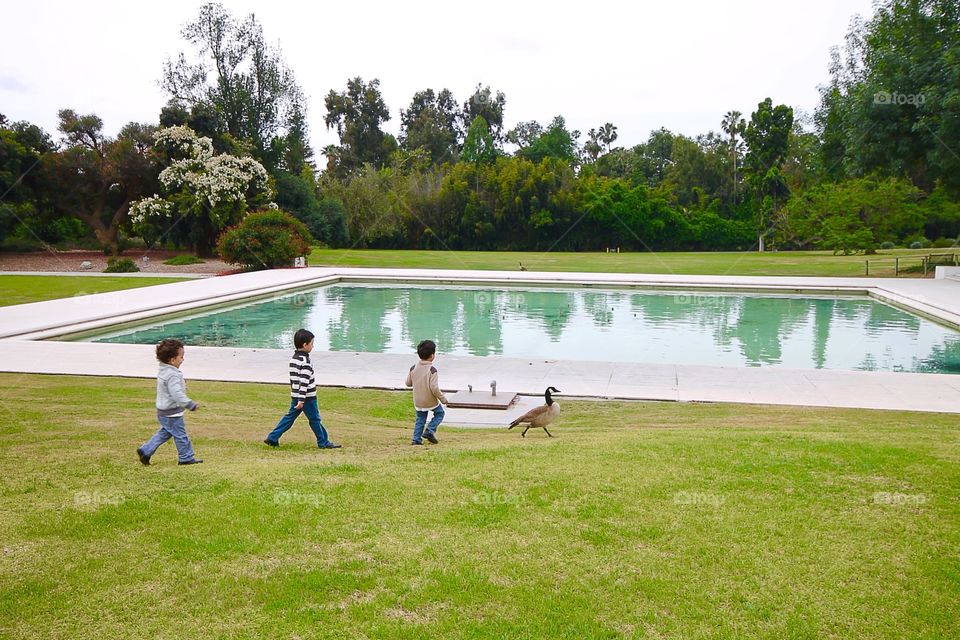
289,350,317,401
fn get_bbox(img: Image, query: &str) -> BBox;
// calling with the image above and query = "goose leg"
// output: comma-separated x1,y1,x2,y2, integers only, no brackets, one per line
522,426,529,437
543,426,554,438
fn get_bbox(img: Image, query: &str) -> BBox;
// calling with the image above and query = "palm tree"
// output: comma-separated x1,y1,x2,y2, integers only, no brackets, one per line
584,128,602,163
598,122,618,153
721,111,745,203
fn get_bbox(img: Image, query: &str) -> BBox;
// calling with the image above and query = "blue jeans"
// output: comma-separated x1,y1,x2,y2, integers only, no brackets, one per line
266,397,331,446
141,415,196,463
412,404,444,443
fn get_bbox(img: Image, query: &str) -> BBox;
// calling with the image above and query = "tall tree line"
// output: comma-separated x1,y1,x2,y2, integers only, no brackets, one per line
1,0,957,256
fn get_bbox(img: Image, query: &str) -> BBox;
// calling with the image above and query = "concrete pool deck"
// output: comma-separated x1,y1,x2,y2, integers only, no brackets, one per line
0,267,958,419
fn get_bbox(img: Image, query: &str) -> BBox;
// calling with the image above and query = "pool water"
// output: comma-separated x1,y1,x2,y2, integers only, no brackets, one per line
88,284,960,373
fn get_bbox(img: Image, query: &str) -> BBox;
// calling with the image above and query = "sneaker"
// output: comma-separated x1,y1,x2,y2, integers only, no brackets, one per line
178,459,203,465
411,441,424,446
263,438,279,447
319,443,342,449
136,447,151,466
424,432,438,444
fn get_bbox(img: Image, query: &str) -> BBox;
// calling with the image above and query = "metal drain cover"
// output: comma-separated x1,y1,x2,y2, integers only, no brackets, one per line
445,391,519,409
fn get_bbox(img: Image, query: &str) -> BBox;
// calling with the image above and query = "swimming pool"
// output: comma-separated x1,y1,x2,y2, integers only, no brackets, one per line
86,283,960,374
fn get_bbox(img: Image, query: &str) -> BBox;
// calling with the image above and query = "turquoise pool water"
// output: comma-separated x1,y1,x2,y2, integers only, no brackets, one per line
88,284,960,373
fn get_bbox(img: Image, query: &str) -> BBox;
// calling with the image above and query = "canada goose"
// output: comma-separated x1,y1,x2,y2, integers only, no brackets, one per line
519,261,528,271
509,387,560,437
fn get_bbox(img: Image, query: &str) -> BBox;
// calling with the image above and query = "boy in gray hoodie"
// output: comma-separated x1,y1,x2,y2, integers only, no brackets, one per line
137,338,202,466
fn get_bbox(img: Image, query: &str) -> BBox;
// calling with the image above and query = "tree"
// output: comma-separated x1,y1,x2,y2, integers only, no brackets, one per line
277,88,314,176
780,176,925,251
161,2,305,170
663,134,724,209
274,171,348,246
516,116,579,165
814,0,960,194
597,123,618,153
582,129,602,164
597,129,675,186
463,84,507,143
721,110,745,202
130,125,272,256
324,77,396,176
0,120,54,244
743,98,794,249
506,121,543,150
42,110,159,255
461,116,497,165
399,88,460,165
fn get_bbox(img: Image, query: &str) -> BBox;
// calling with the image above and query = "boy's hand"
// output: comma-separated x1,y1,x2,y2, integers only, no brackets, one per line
191,402,200,411
295,401,304,410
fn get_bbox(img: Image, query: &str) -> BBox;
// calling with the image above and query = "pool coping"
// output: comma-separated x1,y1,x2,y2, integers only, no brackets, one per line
0,267,958,416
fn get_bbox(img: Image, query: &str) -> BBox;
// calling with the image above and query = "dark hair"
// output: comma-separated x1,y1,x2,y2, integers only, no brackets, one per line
294,328,315,350
156,338,184,363
417,339,436,360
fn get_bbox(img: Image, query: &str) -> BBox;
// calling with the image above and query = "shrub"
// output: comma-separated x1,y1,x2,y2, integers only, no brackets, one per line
1,236,45,252
216,209,312,271
103,257,139,273
909,241,923,249
163,254,205,266
931,237,958,249
880,241,896,250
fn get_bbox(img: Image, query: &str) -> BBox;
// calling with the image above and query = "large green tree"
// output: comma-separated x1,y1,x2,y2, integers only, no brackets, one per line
815,0,960,194
399,88,461,165
0,119,55,244
463,85,507,143
516,116,579,165
324,77,397,177
461,116,497,165
743,98,794,249
42,110,159,255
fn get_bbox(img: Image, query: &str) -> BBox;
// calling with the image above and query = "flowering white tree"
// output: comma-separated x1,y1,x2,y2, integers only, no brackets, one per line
130,125,273,255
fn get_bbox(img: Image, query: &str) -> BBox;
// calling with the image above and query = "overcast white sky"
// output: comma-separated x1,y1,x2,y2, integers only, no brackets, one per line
1,0,876,152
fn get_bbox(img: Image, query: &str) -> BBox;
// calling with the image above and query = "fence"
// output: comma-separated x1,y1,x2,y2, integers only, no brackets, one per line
864,253,958,277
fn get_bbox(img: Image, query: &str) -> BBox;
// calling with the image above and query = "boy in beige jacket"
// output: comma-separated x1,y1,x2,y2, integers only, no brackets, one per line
404,339,448,445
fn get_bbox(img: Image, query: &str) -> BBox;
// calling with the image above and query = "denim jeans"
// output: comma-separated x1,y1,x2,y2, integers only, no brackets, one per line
266,397,331,446
141,415,196,463
412,404,444,443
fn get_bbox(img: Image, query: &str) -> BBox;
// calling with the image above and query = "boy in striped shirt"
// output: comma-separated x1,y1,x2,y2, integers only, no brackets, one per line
264,329,342,449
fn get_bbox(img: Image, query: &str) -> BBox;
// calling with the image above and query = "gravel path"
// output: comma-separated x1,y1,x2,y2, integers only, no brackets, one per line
0,250,232,274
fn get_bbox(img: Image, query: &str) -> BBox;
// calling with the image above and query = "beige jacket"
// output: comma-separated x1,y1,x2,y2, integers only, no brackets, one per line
405,360,448,410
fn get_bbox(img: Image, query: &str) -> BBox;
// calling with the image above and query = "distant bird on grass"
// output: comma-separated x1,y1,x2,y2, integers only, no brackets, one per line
519,261,528,271
509,387,560,437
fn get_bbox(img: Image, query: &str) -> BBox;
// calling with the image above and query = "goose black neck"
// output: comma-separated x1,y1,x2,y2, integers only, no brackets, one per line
545,390,553,406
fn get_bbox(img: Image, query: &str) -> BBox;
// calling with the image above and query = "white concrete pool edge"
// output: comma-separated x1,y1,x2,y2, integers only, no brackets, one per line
0,267,957,416
0,341,957,416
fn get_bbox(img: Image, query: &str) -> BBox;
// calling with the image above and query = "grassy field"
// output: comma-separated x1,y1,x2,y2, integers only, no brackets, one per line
308,248,948,277
0,275,188,307
1,373,957,639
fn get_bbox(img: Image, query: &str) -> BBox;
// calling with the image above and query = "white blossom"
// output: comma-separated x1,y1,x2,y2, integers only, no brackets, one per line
130,196,173,225
135,126,273,226
154,125,214,161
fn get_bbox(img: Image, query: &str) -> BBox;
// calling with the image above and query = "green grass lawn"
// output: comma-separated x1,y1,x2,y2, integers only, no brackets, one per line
0,275,188,307
308,248,943,277
1,373,957,639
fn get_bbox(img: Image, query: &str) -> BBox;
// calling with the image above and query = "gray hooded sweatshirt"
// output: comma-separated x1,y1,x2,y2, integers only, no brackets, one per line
156,363,198,417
